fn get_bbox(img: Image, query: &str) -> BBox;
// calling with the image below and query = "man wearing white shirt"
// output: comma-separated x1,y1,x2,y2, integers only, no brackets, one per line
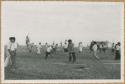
37,42,42,54
7,37,18,70
64,42,68,52
92,41,99,59
45,45,52,60
78,42,83,53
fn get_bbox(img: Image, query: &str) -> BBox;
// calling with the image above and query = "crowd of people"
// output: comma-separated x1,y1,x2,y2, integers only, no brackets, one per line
4,35,121,72
90,41,121,60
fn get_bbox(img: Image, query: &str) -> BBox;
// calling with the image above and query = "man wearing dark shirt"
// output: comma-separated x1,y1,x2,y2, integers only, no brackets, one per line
67,39,76,63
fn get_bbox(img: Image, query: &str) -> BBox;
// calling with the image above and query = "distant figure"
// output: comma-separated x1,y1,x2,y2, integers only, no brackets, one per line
30,43,34,51
67,39,76,63
45,45,52,60
55,44,58,53
90,41,94,52
65,40,68,43
99,42,103,53
45,43,48,48
78,42,83,53
55,44,58,48
37,42,42,54
52,42,56,54
63,42,68,52
26,35,31,52
26,35,30,47
60,42,62,47
44,42,48,52
112,43,115,53
5,37,18,71
55,44,58,51
102,43,107,53
92,41,99,59
115,42,120,60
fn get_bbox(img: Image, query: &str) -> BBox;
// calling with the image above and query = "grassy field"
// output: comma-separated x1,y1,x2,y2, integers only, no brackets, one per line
5,46,120,79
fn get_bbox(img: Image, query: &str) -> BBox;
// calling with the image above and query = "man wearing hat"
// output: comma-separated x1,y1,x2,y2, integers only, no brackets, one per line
7,37,18,71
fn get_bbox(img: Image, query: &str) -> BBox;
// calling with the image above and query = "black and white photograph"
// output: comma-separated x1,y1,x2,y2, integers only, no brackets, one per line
1,1,124,83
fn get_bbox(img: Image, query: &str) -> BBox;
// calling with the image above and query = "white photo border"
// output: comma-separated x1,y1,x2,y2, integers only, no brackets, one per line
1,1,124,83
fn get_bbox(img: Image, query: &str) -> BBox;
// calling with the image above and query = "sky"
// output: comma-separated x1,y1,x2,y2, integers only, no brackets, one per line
2,1,124,46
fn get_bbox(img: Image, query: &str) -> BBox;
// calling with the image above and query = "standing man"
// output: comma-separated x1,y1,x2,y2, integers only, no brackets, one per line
67,39,76,63
102,43,107,53
26,34,30,47
26,34,31,52
45,45,52,60
52,42,56,54
92,41,99,59
115,42,121,60
7,37,18,71
37,42,42,55
45,42,48,49
64,42,68,52
90,41,94,53
78,42,83,53
112,43,115,53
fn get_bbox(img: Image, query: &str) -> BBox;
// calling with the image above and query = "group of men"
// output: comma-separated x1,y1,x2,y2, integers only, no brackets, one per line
90,41,121,60
4,36,121,72
36,40,84,62
35,40,76,62
5,36,77,71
